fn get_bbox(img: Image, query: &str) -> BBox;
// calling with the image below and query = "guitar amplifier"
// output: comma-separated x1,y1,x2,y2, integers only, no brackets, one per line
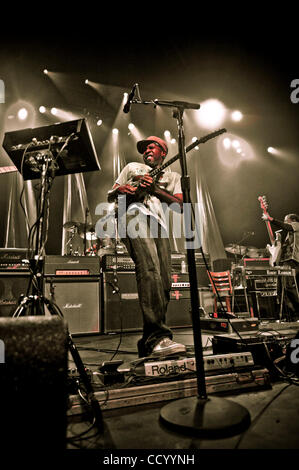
44,255,100,276
168,273,213,327
0,248,29,271
102,271,142,333
243,258,270,267
101,254,135,271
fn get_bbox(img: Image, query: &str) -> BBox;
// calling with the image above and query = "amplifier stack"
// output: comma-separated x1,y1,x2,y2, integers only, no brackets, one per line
0,250,214,334
0,248,30,317
44,255,101,335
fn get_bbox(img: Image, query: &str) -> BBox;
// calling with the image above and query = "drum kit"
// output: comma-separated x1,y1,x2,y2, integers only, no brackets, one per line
225,243,267,259
63,220,127,256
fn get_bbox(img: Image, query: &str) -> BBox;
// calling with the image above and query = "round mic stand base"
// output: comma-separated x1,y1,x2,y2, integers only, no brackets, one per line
160,395,250,438
155,101,251,439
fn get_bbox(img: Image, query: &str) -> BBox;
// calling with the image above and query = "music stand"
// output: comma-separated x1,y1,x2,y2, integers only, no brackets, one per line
2,119,104,432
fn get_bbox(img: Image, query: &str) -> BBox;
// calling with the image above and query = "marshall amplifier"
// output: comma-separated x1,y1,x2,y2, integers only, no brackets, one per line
44,256,101,334
44,255,100,276
0,271,31,317
0,248,29,271
44,277,101,334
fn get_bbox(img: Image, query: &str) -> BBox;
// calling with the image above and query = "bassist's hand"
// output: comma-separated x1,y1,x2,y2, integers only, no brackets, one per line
262,213,273,222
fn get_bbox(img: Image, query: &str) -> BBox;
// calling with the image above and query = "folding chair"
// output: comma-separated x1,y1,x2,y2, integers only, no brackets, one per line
208,270,235,318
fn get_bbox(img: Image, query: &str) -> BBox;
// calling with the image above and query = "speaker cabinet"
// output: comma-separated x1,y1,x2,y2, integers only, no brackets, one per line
0,272,31,317
44,277,101,334
255,292,280,320
0,316,68,452
196,265,210,287
102,272,142,333
166,287,214,327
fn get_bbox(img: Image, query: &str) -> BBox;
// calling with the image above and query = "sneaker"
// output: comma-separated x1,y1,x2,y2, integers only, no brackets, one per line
151,338,186,357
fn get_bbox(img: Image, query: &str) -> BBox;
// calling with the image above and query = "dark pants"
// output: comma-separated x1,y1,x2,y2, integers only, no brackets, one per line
119,212,173,356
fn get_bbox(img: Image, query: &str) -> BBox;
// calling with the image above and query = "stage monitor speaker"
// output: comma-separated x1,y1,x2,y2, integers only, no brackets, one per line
0,316,68,452
0,272,31,317
44,277,101,334
102,272,142,333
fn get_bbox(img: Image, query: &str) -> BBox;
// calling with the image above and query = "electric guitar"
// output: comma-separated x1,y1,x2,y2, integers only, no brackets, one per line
102,128,227,223
258,195,282,266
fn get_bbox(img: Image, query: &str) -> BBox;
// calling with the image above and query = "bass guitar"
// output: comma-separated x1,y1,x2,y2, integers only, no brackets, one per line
258,195,281,266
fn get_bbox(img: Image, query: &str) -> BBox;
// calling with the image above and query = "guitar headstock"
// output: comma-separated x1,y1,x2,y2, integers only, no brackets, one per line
258,195,268,213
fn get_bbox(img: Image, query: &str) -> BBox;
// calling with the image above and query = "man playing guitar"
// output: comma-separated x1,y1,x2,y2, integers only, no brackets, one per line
262,210,299,320
107,136,186,358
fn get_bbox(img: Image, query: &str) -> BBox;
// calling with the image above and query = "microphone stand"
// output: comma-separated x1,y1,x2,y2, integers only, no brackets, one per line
134,97,251,437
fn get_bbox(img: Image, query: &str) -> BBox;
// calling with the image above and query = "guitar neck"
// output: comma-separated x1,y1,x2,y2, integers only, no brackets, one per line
265,219,275,245
149,128,227,178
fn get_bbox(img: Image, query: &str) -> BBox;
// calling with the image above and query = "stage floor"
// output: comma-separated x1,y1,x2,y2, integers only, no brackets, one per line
66,319,299,458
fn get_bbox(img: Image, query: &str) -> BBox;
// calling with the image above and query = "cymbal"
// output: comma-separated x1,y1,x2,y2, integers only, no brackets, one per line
63,221,81,230
225,244,247,255
247,246,267,258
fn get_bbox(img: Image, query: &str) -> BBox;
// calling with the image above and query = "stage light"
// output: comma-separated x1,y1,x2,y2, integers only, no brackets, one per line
128,123,135,130
17,108,28,120
164,130,171,138
112,128,119,135
96,119,102,126
195,99,226,130
232,139,240,149
217,133,254,168
43,69,48,75
231,110,243,122
51,107,58,115
267,147,275,153
171,138,176,144
223,138,231,149
39,106,46,113
5,100,36,130
85,79,89,85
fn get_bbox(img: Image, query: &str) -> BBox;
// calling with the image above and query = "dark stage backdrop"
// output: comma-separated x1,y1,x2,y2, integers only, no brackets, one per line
0,30,298,257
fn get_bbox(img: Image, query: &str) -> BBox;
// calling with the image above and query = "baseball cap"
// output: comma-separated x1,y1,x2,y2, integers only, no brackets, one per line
137,136,168,155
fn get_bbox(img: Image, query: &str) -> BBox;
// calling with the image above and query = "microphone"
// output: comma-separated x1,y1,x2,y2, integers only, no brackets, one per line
123,83,138,113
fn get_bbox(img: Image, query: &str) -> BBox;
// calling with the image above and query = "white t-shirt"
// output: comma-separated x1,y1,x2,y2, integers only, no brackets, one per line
115,162,182,229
